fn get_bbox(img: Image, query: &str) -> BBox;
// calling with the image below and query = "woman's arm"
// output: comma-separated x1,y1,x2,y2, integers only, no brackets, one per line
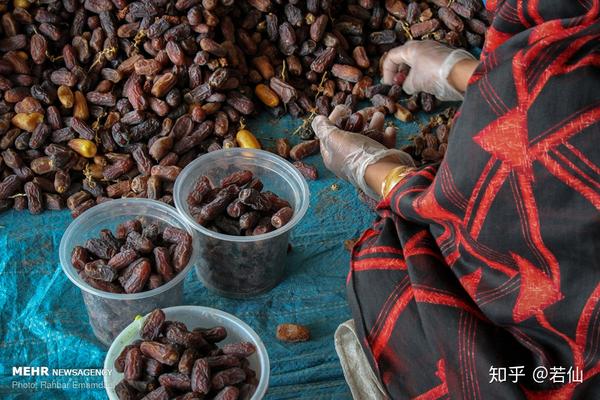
448,58,480,93
366,51,480,197
314,41,481,199
311,109,414,199
364,159,409,198
382,40,479,101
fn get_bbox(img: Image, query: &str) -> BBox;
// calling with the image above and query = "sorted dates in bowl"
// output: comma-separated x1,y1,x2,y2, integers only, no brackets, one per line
104,306,270,400
59,199,198,346
174,149,309,298
188,170,294,236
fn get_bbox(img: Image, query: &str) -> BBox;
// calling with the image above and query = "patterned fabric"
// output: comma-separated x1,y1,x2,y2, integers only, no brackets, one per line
347,1,600,398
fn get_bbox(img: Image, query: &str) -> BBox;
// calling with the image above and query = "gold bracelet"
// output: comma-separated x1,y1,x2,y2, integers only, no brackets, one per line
381,165,415,198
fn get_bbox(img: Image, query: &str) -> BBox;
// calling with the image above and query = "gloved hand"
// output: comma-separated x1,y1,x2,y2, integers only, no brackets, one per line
311,105,414,199
382,40,476,101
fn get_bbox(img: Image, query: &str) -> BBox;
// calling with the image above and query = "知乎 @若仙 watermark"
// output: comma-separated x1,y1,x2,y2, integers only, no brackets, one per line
489,366,583,384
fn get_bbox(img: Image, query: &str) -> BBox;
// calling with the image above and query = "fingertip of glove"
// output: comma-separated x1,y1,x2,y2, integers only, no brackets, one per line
311,115,327,126
402,80,417,96
311,115,330,135
381,75,394,85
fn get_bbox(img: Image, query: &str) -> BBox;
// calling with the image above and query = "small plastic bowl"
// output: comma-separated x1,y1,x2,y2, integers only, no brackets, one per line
104,305,270,399
59,198,198,347
173,148,309,298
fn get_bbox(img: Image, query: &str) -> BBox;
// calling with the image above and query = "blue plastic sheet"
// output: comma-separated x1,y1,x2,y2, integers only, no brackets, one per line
0,110,424,399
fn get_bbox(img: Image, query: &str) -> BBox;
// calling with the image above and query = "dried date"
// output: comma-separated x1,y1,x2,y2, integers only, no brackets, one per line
141,309,166,341
238,188,271,212
271,206,293,228
221,342,256,358
290,139,320,161
221,170,253,188
199,184,239,221
191,358,211,394
212,367,246,390
74,220,191,295
293,161,318,180
84,260,118,282
158,373,191,392
124,347,143,380
276,323,311,342
214,386,240,400
140,341,180,366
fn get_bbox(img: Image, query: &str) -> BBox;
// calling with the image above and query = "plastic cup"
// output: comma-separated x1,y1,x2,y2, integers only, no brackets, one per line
174,148,309,298
104,305,270,399
59,199,198,347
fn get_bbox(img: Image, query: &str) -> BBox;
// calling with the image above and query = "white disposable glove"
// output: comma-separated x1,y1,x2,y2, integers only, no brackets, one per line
312,105,414,199
382,40,476,101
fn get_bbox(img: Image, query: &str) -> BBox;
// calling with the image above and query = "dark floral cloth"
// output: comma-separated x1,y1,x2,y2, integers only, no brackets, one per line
347,1,600,398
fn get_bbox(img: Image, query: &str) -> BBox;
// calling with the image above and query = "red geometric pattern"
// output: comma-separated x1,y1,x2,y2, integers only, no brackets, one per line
346,1,600,398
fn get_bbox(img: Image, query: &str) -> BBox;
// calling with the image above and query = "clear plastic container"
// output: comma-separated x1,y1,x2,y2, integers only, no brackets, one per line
59,199,198,347
173,148,309,298
104,305,270,400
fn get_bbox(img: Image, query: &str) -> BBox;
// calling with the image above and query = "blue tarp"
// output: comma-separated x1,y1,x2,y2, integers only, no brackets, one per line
0,110,425,399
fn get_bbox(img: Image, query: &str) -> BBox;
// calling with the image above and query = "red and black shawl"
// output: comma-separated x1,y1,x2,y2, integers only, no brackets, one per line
347,1,600,398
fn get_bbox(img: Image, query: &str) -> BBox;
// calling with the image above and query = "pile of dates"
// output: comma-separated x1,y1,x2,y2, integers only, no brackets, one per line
273,137,319,180
115,309,259,400
187,169,293,236
402,106,456,164
0,0,488,215
72,219,192,293
324,104,402,149
326,102,457,163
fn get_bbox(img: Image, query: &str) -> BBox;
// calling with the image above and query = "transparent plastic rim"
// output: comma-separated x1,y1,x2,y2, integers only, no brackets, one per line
103,305,270,400
59,198,198,301
174,148,310,243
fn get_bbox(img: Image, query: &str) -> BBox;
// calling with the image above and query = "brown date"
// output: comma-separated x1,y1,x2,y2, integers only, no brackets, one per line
222,342,256,358
191,358,210,394
84,260,118,282
214,386,240,400
172,242,192,272
120,258,151,293
158,373,191,391
276,323,311,342
239,211,260,230
140,341,180,366
275,138,291,159
108,249,138,270
211,367,246,390
238,188,271,212
199,185,240,222
290,139,320,161
271,207,293,229
124,347,143,381
178,348,200,375
71,246,89,270
221,170,253,188
24,181,43,214
153,247,175,282
141,309,166,341
114,342,141,373
187,175,212,206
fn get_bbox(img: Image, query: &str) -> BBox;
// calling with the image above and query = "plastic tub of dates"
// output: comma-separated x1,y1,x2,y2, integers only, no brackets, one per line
104,306,269,399
173,148,309,298
59,198,198,347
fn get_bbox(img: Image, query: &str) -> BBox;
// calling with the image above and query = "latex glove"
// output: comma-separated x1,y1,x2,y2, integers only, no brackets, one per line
311,105,414,199
382,40,476,101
